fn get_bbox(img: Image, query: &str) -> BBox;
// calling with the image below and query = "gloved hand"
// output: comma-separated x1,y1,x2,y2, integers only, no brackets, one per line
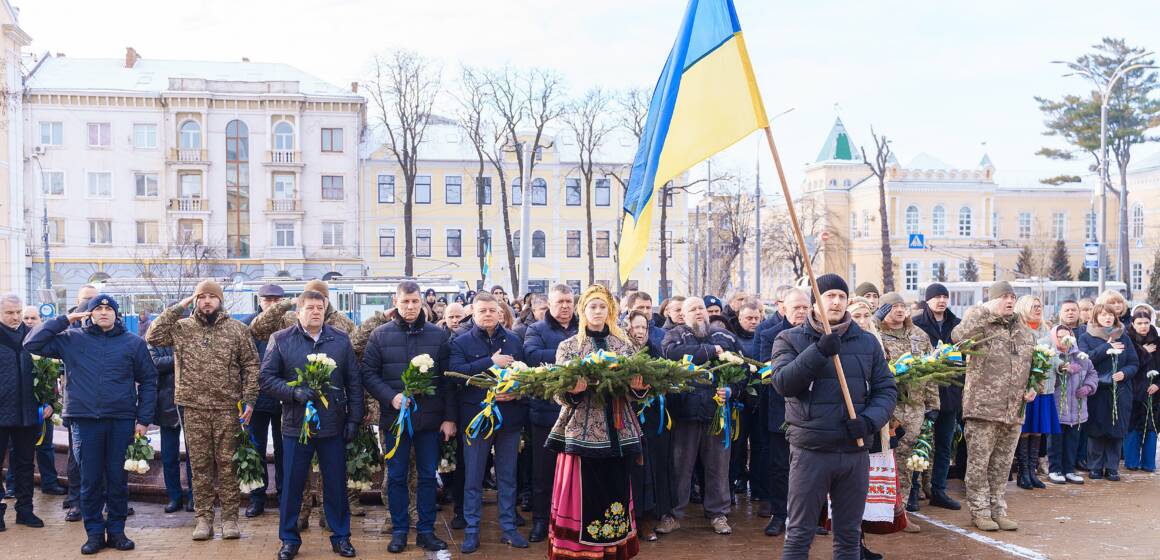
343,422,359,443
292,387,318,404
1068,362,1082,375
816,333,842,357
844,416,871,441
924,410,939,423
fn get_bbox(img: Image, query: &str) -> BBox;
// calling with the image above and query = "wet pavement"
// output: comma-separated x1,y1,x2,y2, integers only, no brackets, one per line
2,470,1158,559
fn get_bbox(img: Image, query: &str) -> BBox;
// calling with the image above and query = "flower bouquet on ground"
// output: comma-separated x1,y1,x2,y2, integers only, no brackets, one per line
1107,346,1124,424
233,424,265,494
288,353,337,443
123,434,154,475
31,357,63,444
438,437,457,474
346,425,382,491
906,419,935,473
385,354,437,459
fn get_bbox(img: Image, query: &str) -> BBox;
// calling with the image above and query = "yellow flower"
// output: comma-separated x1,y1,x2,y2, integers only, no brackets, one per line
601,523,613,538
587,524,600,538
609,502,624,516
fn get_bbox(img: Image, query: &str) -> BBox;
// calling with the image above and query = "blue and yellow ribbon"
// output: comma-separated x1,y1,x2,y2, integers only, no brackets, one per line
712,387,743,449
758,363,772,381
465,367,521,445
384,396,418,460
636,395,672,435
582,350,622,367
35,404,47,446
300,401,321,444
680,354,698,372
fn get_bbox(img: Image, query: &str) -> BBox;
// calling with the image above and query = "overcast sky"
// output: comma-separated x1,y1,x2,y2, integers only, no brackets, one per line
16,0,1160,194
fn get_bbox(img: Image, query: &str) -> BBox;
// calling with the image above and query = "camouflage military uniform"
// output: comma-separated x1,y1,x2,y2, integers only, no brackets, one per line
951,305,1036,522
146,304,260,523
878,320,939,507
249,299,358,524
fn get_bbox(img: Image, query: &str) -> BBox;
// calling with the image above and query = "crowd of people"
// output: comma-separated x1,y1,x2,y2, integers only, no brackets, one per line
0,274,1157,560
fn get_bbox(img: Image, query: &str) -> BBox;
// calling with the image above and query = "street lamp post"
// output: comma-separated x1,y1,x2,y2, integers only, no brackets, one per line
1055,53,1156,295
31,155,51,293
518,140,533,296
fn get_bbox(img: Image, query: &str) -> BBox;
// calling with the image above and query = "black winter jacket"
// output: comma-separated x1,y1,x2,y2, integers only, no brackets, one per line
661,324,743,423
0,323,37,427
770,316,896,453
523,314,579,426
149,345,181,429
259,323,363,440
911,305,963,411
361,314,455,433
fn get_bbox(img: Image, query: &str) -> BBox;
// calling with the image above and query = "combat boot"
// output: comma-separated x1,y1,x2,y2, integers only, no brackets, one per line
972,516,999,531
192,517,214,541
222,519,241,539
992,516,1018,531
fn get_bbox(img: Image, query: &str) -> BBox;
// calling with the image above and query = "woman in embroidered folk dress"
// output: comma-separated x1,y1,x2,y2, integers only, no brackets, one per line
547,285,646,560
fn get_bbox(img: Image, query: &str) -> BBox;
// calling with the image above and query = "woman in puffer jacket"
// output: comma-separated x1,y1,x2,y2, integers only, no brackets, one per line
1045,325,1098,484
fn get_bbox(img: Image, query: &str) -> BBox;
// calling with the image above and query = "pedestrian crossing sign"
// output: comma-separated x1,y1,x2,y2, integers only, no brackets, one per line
908,233,925,249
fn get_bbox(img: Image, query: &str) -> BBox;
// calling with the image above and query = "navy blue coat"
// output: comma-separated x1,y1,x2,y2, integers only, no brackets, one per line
449,324,528,433
661,325,743,423
149,345,181,429
523,314,578,427
1079,329,1139,439
241,312,280,413
911,305,963,411
259,322,363,440
0,323,38,427
755,312,786,362
770,318,897,453
762,319,795,433
25,315,157,425
361,314,455,433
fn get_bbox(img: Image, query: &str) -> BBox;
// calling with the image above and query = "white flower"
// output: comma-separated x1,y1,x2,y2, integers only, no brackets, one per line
1077,352,1089,361
51,415,63,426
123,459,136,472
749,364,758,373
411,354,435,373
1148,370,1159,380
1107,348,1123,356
306,353,318,362
510,361,529,371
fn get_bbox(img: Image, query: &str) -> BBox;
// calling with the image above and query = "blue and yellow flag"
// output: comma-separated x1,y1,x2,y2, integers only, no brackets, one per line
618,0,768,282
481,237,492,286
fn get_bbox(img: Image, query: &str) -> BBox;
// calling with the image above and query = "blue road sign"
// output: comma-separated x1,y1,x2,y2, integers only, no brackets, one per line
908,233,925,250
38,303,56,318
1084,242,1100,269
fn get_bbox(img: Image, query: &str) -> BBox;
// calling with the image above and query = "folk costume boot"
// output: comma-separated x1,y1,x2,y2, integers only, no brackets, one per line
1015,438,1033,490
1026,435,1046,489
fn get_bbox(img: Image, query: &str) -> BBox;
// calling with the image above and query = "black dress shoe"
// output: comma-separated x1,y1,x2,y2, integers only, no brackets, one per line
929,490,961,510
816,526,830,535
388,533,407,554
451,513,467,529
528,519,548,542
277,542,300,560
332,537,356,557
106,533,135,551
1106,470,1121,482
764,517,785,537
184,500,195,513
1089,469,1104,480
417,532,448,551
164,499,183,514
66,507,82,522
3,488,13,499
126,507,135,516
0,503,7,531
245,501,265,518
42,483,68,496
15,512,44,527
81,536,107,555
514,511,526,527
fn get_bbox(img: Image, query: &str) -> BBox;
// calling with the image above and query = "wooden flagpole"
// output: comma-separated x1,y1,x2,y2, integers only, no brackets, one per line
762,125,863,447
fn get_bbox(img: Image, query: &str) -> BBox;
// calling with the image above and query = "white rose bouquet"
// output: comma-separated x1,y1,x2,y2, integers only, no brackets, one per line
123,434,154,475
385,354,439,460
233,425,265,494
345,425,382,492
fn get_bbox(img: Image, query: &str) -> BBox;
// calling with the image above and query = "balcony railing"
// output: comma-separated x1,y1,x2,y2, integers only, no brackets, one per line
169,197,208,212
169,148,208,163
267,198,303,212
266,150,302,164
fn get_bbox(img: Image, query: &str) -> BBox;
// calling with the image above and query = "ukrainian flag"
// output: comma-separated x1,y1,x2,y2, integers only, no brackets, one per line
618,0,768,282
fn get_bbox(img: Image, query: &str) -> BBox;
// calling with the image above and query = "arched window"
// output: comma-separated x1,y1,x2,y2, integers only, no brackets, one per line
321,271,342,281
225,120,250,258
531,178,548,205
905,205,919,235
1132,203,1145,238
932,205,946,236
512,178,522,206
958,206,973,237
274,121,294,151
179,120,201,149
532,230,546,258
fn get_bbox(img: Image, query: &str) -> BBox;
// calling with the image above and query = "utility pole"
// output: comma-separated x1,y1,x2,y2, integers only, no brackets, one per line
738,188,746,292
705,160,713,296
518,140,533,297
32,155,51,293
693,205,701,296
754,147,762,298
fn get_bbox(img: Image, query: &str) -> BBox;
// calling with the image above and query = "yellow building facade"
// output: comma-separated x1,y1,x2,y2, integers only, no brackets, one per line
0,1,29,294
360,123,690,297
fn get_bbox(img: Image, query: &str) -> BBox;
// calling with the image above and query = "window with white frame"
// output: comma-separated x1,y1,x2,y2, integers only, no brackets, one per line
445,176,462,205
512,178,522,206
322,222,344,247
566,230,581,258
274,122,294,151
414,175,431,204
1053,212,1066,241
46,218,64,245
595,178,611,206
321,175,344,200
134,173,158,197
87,172,112,198
861,210,870,238
850,213,859,239
476,177,492,205
89,219,112,245
958,206,973,237
992,211,999,238
177,219,203,243
596,230,610,258
179,173,201,197
132,124,157,149
568,280,583,295
87,123,111,147
663,230,673,258
532,230,546,257
1132,204,1145,238
135,221,158,245
904,205,919,234
1018,212,1032,239
39,122,62,146
41,171,64,196
377,174,395,203
447,229,462,257
273,173,295,199
957,260,967,281
179,121,201,149
904,262,919,291
931,260,946,282
379,228,396,257
415,228,431,257
321,128,343,152
274,222,295,247
1132,262,1144,292
1085,212,1096,241
932,205,946,236
566,178,581,206
531,178,547,205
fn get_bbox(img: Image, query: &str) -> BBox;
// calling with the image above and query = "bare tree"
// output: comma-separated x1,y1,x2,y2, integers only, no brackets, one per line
762,196,827,280
602,87,651,290
565,87,614,285
862,127,896,292
131,237,224,306
364,50,441,277
483,67,567,292
452,66,492,288
707,185,757,295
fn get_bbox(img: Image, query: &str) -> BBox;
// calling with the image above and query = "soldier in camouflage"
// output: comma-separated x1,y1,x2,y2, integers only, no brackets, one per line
250,279,358,527
950,280,1037,532
874,292,938,531
146,279,260,541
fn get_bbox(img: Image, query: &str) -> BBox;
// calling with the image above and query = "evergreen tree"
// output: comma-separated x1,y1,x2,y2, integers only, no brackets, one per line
935,262,947,282
1048,239,1073,280
1148,250,1160,308
1016,245,1037,277
962,256,980,282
